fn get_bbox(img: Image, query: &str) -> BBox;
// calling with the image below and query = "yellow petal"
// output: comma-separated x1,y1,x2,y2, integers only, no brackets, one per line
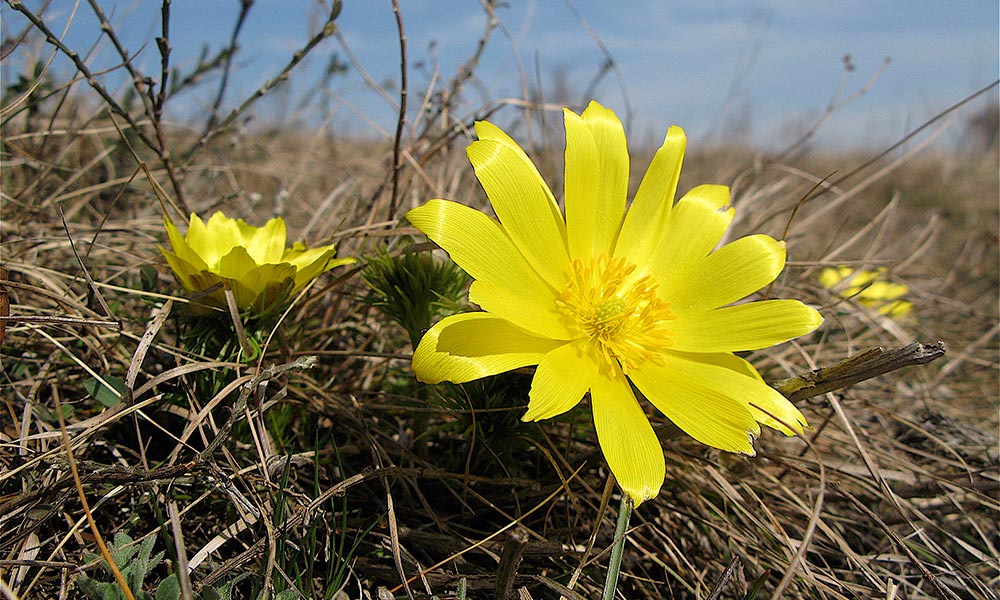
748,390,809,435
646,185,733,286
191,260,296,313
846,269,880,288
216,246,260,281
616,126,686,266
818,266,851,289
193,212,242,267
878,300,913,316
161,249,201,292
163,216,208,271
225,278,259,313
412,313,562,384
468,280,572,340
293,255,354,294
282,245,337,272
523,339,597,421
240,216,287,264
591,365,665,504
864,280,908,302
630,353,762,454
563,108,601,258
467,125,569,288
473,119,525,150
670,300,823,353
675,352,807,435
182,213,211,260
246,277,295,316
564,102,628,258
239,262,297,308
408,199,571,339
666,234,786,312
284,246,336,293
186,270,228,312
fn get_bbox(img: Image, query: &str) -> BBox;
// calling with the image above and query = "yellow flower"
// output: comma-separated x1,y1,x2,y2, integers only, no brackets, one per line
819,266,912,317
161,211,354,316
406,101,823,504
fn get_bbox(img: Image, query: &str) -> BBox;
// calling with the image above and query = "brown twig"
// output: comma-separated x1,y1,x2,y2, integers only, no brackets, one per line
388,0,408,221
179,1,343,165
8,0,191,211
85,0,156,118
154,0,172,115
53,393,137,600
4,0,157,151
563,0,632,133
772,341,946,403
0,315,121,328
167,501,194,600
771,56,891,163
0,267,8,343
202,0,253,136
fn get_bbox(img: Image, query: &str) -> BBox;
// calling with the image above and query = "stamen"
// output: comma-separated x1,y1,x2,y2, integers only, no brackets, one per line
557,255,675,372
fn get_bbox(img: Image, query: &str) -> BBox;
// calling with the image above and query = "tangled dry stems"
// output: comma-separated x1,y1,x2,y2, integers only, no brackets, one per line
1,3,998,599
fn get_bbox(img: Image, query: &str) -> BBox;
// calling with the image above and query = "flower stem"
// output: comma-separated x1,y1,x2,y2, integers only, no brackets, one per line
602,493,634,600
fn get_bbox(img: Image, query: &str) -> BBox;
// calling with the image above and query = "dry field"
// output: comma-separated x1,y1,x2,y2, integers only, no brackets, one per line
1,3,998,599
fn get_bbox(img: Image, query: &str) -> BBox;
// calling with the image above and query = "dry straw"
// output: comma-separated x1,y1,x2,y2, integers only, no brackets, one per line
1,2,997,599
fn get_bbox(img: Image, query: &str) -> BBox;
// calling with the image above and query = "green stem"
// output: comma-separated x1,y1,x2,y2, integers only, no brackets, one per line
602,493,634,600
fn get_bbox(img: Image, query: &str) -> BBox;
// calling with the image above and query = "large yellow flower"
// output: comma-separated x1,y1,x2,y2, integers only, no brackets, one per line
819,266,912,317
162,211,354,317
406,101,823,504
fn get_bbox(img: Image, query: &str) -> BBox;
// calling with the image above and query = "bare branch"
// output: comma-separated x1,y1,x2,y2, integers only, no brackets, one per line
772,341,946,402
202,0,254,136
389,0,408,220
179,1,342,165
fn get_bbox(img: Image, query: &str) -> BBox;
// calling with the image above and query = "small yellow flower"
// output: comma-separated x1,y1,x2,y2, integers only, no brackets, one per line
819,266,912,317
161,211,354,316
406,101,823,504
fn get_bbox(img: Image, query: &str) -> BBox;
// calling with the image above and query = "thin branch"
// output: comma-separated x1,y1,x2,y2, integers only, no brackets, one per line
11,0,191,211
563,0,632,133
478,0,532,146
202,0,253,136
771,341,946,402
333,27,397,111
389,0,407,220
771,56,891,163
0,315,121,328
4,0,158,152
53,394,137,600
85,0,157,118
414,2,496,139
824,79,999,190
180,1,342,165
154,0,171,114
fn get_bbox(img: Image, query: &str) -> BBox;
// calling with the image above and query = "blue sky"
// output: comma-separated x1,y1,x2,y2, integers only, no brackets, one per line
4,1,998,149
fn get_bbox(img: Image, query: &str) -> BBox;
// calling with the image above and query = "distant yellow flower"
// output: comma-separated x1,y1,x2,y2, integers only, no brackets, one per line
819,266,912,317
406,101,823,504
162,211,354,317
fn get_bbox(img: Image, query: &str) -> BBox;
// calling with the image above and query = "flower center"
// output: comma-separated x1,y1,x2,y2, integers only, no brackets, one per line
557,255,676,373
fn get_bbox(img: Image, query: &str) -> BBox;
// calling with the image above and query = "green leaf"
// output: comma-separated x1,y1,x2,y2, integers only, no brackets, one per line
84,376,126,408
127,535,159,592
155,574,180,600
75,576,113,600
205,572,251,600
108,533,138,577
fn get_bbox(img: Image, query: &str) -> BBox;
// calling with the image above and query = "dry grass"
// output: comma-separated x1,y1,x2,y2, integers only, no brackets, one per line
1,3,998,599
